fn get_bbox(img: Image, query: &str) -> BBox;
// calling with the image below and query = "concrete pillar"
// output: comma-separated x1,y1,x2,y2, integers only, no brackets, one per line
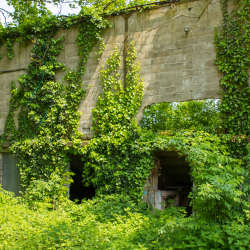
148,167,158,208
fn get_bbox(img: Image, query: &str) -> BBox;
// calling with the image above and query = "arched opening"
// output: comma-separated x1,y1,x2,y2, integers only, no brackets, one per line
69,154,95,203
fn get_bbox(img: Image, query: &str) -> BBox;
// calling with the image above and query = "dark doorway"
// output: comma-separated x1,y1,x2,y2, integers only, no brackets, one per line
157,151,192,216
69,154,95,203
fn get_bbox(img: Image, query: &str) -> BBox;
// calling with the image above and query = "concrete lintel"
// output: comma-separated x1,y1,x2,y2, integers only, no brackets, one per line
66,141,90,147
155,150,180,156
1,142,11,148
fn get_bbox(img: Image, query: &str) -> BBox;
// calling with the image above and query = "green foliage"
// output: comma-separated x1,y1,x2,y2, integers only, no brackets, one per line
0,0,250,248
0,189,250,249
140,99,221,133
0,186,19,205
6,17,106,191
214,0,250,136
23,171,74,209
92,42,144,135
152,131,248,222
12,137,70,190
0,3,109,194
78,42,152,201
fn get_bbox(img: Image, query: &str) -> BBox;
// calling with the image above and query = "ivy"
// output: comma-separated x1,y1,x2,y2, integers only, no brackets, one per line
214,0,250,136
92,42,144,135
0,13,108,190
77,42,152,201
6,37,15,59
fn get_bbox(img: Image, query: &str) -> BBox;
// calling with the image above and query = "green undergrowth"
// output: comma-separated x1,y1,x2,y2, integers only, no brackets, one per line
1,187,250,250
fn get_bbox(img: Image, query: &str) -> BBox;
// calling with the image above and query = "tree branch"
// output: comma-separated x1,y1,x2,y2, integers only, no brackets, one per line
0,10,8,26
0,8,12,15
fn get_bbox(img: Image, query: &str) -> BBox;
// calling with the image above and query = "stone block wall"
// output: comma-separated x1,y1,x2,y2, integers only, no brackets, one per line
0,0,223,139
130,0,223,121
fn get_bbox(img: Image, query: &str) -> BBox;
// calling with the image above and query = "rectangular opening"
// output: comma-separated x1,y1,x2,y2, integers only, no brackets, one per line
145,151,193,216
69,154,95,203
158,152,192,215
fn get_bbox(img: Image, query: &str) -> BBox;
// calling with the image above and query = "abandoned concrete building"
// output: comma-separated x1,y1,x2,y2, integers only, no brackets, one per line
0,0,224,211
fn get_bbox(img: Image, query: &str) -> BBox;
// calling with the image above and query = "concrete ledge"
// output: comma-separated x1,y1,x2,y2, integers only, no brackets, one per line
1,142,11,148
0,141,90,149
66,141,90,147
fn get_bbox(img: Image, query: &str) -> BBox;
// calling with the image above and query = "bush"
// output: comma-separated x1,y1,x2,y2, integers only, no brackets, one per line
23,171,73,209
0,189,250,249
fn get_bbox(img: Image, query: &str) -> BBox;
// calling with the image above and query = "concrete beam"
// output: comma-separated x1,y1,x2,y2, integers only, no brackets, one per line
1,142,11,148
0,140,90,151
66,141,90,147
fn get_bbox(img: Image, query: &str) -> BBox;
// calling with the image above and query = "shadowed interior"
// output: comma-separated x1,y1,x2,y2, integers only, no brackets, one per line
69,154,95,203
158,152,192,216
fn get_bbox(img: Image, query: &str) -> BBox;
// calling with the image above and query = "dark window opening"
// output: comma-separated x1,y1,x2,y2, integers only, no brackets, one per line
69,154,95,203
158,152,192,216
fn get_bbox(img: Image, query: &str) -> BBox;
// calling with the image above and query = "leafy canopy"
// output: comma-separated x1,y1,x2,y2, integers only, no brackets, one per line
140,99,221,133
3,0,170,26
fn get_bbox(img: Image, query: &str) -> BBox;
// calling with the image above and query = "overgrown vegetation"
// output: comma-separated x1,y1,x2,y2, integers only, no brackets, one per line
2,186,250,249
140,99,221,133
214,0,250,136
0,0,250,249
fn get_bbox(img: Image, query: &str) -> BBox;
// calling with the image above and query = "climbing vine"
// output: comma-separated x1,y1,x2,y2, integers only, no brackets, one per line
0,11,109,190
214,0,250,136
72,42,156,201
214,0,250,193
92,43,144,135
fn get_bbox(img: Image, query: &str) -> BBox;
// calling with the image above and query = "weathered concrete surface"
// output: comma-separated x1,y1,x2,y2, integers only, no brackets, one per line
0,0,223,139
131,0,223,121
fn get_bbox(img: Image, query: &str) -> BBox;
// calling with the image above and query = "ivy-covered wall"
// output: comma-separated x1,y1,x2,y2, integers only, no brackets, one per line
0,0,225,139
1,0,250,247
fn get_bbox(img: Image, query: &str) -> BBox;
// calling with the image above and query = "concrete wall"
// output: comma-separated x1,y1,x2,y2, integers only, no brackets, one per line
0,0,223,139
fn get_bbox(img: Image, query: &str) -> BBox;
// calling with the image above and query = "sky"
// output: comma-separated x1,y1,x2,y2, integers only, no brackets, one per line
0,0,81,26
